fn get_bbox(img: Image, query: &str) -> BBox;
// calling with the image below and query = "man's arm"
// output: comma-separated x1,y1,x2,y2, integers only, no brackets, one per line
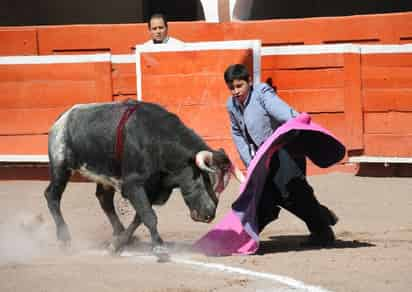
228,110,252,167
258,83,298,123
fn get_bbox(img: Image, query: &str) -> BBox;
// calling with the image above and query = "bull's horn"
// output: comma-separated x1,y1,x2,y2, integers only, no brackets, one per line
195,151,215,173
232,165,245,183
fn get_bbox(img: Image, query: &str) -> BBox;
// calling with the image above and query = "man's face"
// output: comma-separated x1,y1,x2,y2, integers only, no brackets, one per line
149,17,168,43
227,79,251,104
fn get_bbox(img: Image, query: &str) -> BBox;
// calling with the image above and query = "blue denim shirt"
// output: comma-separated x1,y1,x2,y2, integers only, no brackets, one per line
226,83,298,167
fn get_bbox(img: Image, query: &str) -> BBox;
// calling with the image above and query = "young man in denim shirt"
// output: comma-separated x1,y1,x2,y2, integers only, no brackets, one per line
225,64,338,246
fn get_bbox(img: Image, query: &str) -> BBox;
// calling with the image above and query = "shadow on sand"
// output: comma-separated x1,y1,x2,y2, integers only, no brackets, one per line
256,234,375,255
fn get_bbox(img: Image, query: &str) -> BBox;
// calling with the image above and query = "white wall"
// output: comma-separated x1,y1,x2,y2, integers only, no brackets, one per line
200,0,219,22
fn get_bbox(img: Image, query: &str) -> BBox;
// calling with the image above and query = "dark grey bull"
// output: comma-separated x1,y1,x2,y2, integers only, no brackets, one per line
44,100,242,255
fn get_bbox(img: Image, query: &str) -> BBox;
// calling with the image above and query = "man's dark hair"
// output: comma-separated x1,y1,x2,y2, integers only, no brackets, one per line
224,64,250,84
148,13,168,28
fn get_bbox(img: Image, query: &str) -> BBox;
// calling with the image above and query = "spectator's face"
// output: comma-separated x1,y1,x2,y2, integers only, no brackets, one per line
227,79,251,104
149,17,168,43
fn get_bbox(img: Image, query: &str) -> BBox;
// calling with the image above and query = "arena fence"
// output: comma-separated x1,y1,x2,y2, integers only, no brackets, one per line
0,41,411,178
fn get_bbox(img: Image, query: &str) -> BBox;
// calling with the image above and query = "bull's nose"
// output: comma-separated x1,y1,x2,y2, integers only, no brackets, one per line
205,215,214,223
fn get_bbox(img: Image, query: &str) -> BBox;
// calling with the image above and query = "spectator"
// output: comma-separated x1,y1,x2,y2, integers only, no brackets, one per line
143,13,183,45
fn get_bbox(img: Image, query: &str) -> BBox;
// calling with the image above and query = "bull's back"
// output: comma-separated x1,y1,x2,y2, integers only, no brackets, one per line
48,102,128,171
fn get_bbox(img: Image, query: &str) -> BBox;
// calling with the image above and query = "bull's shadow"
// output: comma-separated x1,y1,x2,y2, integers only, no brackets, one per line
256,235,375,255
101,234,374,257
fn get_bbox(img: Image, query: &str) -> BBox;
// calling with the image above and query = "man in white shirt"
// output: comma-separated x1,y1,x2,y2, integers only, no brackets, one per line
143,13,183,45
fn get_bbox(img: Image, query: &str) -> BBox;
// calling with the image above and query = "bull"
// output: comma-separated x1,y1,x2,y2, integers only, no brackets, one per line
44,100,243,256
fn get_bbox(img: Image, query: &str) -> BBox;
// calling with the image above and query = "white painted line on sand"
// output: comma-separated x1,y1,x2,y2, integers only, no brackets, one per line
175,258,331,292
120,251,331,292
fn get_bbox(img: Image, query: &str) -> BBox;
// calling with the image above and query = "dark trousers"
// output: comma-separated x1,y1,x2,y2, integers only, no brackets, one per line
257,152,334,234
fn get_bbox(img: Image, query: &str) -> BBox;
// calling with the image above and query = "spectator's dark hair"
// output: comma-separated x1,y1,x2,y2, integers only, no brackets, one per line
224,64,250,84
148,13,168,28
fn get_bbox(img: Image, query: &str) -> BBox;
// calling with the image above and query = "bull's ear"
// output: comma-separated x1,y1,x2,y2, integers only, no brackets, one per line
212,148,231,169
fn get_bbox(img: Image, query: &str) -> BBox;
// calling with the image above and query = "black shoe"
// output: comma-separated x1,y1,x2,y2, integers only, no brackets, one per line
301,226,336,247
320,205,339,226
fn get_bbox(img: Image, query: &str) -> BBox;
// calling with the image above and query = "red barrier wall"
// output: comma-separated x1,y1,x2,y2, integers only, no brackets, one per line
1,12,412,179
0,59,112,154
362,51,412,156
0,29,38,55
140,49,254,169
112,62,137,100
1,12,411,56
224,12,412,45
37,22,223,55
260,50,362,173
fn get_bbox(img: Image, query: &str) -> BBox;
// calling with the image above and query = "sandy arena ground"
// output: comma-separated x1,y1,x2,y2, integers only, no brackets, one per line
0,172,411,292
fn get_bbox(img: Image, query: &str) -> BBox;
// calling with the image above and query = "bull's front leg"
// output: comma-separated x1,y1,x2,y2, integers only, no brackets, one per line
122,179,169,260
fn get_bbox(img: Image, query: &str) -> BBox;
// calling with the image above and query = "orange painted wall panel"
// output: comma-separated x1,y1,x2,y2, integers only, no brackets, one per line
37,24,148,55
112,63,137,96
224,12,412,45
142,74,229,106
0,80,98,109
262,54,344,70
0,29,38,56
363,89,412,112
113,94,137,102
165,22,224,42
178,104,231,139
141,50,253,75
0,63,108,81
0,135,47,155
36,23,224,55
362,53,412,67
141,49,254,108
261,68,344,90
364,112,412,135
0,61,113,151
343,53,363,150
364,134,412,156
0,108,67,135
362,66,412,89
277,88,345,113
360,51,412,157
0,63,113,108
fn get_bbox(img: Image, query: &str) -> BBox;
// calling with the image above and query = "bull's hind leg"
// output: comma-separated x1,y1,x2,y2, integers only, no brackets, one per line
95,184,125,237
109,213,141,253
44,165,71,246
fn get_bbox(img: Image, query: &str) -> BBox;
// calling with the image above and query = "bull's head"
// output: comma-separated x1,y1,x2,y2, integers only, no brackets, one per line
178,149,244,223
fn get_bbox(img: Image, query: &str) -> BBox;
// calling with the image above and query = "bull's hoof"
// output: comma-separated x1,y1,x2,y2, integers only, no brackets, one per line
153,245,170,263
108,236,126,254
57,226,71,244
108,234,139,254
58,239,72,252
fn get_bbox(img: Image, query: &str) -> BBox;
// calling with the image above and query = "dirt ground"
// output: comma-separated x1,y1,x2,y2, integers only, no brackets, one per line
0,172,411,292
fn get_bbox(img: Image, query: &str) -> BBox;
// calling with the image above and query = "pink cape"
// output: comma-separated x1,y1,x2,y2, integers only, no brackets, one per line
193,113,345,256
